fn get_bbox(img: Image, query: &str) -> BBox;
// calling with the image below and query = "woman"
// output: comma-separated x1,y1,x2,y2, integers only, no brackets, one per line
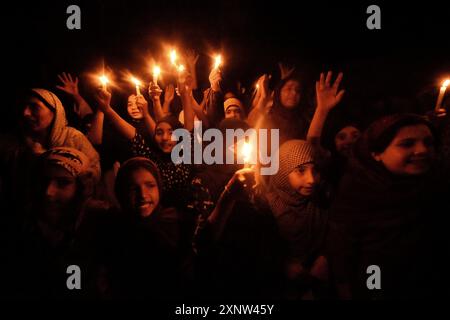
328,113,450,299
256,74,312,144
0,89,100,232
10,147,107,299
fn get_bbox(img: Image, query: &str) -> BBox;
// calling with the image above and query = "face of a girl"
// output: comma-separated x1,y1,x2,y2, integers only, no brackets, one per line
22,97,55,134
127,95,143,120
372,124,435,176
335,126,361,157
127,168,160,218
41,165,78,219
280,80,301,109
288,163,319,197
154,122,176,153
225,106,244,120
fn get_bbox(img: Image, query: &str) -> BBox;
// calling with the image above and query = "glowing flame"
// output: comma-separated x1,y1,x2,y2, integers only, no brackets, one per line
242,142,252,164
256,83,260,90
442,79,450,88
178,64,185,72
131,76,141,87
214,55,222,70
99,75,109,86
170,50,177,65
153,66,161,77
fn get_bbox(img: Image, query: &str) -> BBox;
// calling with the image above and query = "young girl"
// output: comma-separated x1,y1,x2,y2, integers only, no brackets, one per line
94,88,193,209
266,139,330,299
328,113,450,299
106,157,195,299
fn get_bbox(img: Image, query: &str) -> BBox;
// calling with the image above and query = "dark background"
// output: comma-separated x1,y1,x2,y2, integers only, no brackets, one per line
1,0,449,129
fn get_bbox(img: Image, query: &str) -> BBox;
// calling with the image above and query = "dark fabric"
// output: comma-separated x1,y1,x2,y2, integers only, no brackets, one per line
102,206,195,299
6,200,110,299
327,124,450,299
193,195,284,300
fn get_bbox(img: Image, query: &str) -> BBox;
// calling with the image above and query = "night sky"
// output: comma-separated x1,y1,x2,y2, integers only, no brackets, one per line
2,0,450,129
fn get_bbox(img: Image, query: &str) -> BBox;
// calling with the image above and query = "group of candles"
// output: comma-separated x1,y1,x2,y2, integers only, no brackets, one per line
98,50,223,96
98,51,448,111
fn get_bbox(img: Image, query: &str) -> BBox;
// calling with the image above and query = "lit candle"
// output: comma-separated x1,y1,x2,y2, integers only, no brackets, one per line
436,79,450,111
153,66,161,85
178,64,185,73
99,75,109,91
213,54,222,70
170,50,178,66
242,141,252,168
131,77,141,95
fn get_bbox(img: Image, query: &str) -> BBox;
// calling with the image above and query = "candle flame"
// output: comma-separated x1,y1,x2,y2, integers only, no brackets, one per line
242,142,252,164
131,77,141,87
178,64,185,72
256,84,260,90
170,50,177,65
214,55,222,70
99,75,109,86
153,66,161,77
442,79,450,88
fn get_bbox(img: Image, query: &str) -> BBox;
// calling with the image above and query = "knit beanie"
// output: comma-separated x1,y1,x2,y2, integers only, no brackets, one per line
271,139,314,194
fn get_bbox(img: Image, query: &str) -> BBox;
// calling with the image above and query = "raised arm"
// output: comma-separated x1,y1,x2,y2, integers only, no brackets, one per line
184,49,199,90
94,88,136,140
135,94,156,137
148,82,165,121
56,72,93,119
307,71,345,145
248,74,272,127
162,84,175,116
86,110,104,146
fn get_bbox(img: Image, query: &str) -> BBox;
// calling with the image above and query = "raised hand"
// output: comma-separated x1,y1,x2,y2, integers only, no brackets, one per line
56,72,79,96
316,71,345,112
148,82,163,101
224,167,256,198
257,74,271,99
278,62,295,80
164,84,175,103
94,88,112,113
135,94,149,116
209,68,222,92
184,49,199,67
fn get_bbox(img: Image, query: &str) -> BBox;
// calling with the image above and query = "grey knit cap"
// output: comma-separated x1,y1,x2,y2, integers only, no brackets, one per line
270,139,314,193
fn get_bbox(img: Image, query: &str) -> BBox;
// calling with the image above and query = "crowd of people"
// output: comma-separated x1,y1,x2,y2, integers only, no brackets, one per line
1,52,449,300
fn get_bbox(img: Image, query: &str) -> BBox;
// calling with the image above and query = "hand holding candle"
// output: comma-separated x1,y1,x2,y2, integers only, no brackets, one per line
242,141,253,168
213,54,222,70
170,50,178,67
99,75,109,91
131,76,141,96
435,79,450,111
153,66,161,85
